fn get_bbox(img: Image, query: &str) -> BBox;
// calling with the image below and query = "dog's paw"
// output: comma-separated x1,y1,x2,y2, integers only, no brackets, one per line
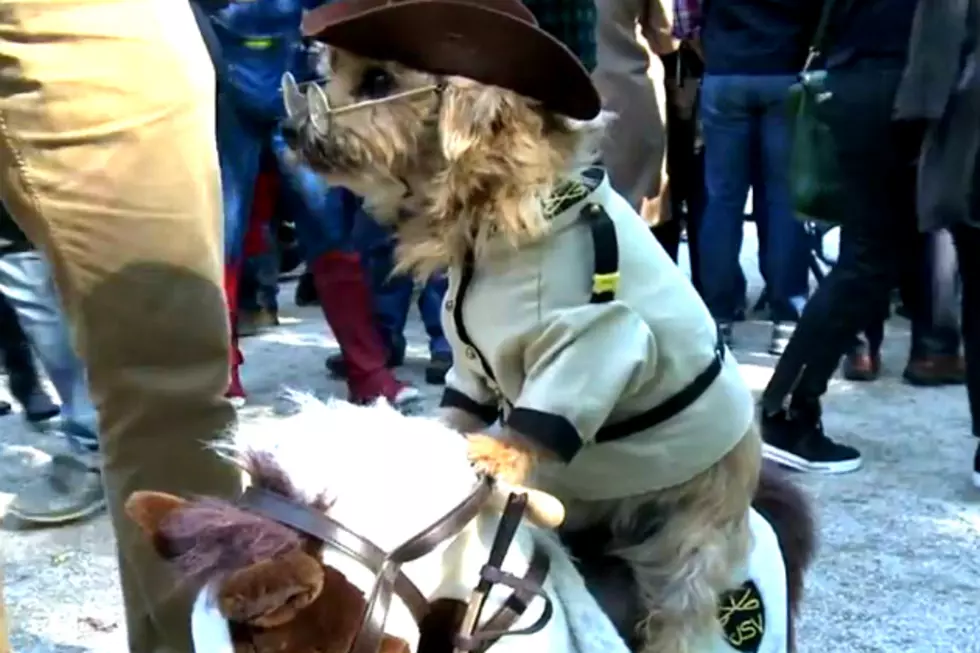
466,434,536,486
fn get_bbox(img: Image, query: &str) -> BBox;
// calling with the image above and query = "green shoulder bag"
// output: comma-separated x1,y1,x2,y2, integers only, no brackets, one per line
787,0,848,226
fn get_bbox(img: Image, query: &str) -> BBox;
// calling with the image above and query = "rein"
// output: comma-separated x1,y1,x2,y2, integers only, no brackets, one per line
237,474,552,653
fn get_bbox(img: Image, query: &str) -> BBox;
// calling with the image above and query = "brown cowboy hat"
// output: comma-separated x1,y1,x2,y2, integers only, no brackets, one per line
301,0,602,120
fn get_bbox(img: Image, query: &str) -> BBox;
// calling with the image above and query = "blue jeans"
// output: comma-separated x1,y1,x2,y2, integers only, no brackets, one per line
217,93,351,266
699,74,809,323
0,250,98,448
240,221,280,313
352,211,450,358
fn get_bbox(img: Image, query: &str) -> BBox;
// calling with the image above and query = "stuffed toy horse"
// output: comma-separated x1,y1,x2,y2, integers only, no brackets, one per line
127,489,412,653
127,396,633,653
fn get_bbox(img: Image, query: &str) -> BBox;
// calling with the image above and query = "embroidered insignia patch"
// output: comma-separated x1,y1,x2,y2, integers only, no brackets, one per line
718,579,765,652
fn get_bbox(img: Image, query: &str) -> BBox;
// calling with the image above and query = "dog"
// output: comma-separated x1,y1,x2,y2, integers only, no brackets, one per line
280,3,815,651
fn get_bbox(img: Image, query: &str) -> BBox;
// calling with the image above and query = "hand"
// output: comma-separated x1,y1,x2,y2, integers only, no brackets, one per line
465,433,537,486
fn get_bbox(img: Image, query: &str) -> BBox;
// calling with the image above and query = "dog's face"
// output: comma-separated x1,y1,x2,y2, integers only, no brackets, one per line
282,49,443,218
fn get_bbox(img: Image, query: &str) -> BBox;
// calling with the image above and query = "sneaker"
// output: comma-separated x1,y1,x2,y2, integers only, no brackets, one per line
973,441,980,490
425,351,452,385
8,451,105,525
325,348,404,379
768,322,795,356
391,385,423,415
24,389,60,426
761,408,862,474
718,322,735,349
237,308,280,338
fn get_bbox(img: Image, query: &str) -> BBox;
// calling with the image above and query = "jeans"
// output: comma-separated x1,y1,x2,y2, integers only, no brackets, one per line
352,210,451,357
761,66,922,411
240,222,280,314
218,95,352,266
698,73,809,323
0,251,98,448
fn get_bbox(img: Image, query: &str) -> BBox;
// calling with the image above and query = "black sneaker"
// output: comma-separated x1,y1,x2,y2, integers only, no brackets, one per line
768,322,795,356
761,408,862,474
718,321,735,349
972,440,980,490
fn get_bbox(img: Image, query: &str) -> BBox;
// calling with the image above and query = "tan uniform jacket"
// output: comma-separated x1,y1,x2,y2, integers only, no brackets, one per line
439,172,754,501
593,0,680,224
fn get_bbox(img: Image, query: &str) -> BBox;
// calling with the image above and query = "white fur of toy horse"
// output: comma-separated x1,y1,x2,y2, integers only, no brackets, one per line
220,394,631,653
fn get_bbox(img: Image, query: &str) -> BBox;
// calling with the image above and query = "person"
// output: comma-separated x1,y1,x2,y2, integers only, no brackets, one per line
0,293,59,424
325,210,453,385
675,0,815,353
0,1,242,651
0,202,104,523
592,0,676,236
843,230,966,385
203,0,419,409
893,0,980,487
757,0,921,474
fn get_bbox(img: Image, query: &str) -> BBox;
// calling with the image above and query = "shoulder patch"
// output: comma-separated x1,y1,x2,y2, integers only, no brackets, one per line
718,579,765,652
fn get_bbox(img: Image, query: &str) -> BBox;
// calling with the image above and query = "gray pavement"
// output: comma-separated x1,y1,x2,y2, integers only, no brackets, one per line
1,226,979,653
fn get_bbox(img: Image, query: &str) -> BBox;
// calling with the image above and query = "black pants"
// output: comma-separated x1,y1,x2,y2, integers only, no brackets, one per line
0,289,42,407
952,225,980,438
857,229,961,356
762,65,922,411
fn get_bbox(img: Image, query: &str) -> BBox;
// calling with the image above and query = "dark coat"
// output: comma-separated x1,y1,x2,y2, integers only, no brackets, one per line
894,0,980,232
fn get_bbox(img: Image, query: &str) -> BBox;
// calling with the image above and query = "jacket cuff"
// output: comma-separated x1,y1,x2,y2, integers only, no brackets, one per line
506,408,582,463
440,388,499,425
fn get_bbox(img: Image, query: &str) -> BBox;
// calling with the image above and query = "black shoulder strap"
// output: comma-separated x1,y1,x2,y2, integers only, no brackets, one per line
583,202,619,304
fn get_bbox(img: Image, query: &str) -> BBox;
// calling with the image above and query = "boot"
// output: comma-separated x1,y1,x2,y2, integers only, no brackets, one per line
309,252,420,411
224,264,246,407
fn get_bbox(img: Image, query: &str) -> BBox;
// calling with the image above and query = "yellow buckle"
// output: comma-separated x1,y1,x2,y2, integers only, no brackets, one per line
592,271,620,296
242,37,274,50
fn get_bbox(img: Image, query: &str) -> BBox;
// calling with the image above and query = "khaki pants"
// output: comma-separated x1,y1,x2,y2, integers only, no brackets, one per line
0,1,241,651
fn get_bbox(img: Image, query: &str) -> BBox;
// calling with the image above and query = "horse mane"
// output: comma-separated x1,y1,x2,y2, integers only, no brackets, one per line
158,440,333,585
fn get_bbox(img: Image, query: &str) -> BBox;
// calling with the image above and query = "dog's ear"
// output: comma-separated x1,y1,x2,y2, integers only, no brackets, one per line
125,491,188,549
438,80,510,161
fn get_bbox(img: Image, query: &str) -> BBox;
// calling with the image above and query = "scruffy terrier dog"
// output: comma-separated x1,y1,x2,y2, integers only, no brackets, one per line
281,3,815,652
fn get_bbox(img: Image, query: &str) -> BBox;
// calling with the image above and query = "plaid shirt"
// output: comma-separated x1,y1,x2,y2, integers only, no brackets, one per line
672,0,703,40
522,0,597,71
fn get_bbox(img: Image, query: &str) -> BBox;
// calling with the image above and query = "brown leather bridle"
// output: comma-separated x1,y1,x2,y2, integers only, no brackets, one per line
237,474,553,653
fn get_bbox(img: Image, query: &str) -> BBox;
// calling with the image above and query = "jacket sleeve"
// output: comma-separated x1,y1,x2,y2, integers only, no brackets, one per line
505,302,658,462
439,364,500,426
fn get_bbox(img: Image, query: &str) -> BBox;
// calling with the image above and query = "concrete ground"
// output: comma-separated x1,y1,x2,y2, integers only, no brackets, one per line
1,225,978,653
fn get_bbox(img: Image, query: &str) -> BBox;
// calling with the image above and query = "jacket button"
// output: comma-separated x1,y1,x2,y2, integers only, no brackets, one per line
465,347,476,360
445,299,455,311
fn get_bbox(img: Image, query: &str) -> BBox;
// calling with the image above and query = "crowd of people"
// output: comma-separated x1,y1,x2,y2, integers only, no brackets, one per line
0,0,977,651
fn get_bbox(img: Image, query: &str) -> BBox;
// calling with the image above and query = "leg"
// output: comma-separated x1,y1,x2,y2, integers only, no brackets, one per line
697,74,753,338
272,134,419,409
903,229,965,385
0,3,240,650
952,224,980,488
418,273,452,385
216,94,265,403
597,429,761,653
0,251,105,523
758,75,810,352
760,69,920,473
0,281,58,422
351,210,412,363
